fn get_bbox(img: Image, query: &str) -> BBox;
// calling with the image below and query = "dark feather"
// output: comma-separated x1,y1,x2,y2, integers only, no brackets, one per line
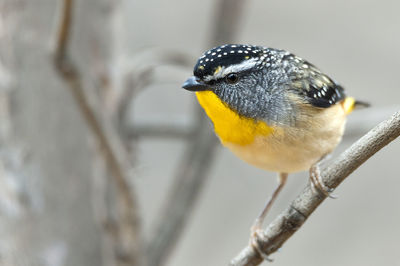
283,56,346,108
306,82,345,108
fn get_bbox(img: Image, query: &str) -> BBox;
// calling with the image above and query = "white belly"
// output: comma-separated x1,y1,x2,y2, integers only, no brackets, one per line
223,104,347,173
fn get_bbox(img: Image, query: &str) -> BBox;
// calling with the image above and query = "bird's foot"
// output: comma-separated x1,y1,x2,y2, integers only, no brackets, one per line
309,162,337,199
249,221,273,262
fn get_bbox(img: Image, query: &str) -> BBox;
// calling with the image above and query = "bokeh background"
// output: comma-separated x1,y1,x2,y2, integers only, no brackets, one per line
1,0,399,266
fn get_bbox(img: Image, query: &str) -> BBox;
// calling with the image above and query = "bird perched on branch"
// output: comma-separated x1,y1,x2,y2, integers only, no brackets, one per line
182,44,368,257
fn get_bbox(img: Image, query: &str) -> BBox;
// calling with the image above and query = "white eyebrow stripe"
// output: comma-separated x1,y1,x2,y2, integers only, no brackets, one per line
203,58,259,81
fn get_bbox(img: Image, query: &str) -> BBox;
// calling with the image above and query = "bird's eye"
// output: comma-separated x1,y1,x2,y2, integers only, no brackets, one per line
226,73,239,84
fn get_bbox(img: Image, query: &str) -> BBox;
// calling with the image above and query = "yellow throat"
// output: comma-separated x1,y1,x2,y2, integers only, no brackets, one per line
196,91,274,146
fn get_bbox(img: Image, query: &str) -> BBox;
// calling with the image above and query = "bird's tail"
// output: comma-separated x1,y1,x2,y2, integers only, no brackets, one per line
354,100,370,108
342,97,370,115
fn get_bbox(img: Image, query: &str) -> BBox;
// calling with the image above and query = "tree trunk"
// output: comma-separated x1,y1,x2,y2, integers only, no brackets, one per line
0,1,142,265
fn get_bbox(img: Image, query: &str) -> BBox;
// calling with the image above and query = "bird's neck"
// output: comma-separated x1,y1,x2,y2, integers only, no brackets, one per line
195,91,274,146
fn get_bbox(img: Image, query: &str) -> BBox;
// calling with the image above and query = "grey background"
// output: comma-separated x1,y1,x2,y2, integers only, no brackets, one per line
127,0,400,265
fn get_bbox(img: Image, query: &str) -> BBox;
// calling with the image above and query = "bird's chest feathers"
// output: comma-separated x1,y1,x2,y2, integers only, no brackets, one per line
196,91,273,145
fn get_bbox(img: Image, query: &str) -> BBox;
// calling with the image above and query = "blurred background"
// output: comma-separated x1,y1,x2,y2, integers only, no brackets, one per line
0,0,399,266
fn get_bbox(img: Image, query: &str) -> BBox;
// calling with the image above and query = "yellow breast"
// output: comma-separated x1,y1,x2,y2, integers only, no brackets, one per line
195,91,274,145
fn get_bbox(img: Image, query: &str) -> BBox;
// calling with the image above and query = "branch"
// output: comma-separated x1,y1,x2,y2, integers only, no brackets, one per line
230,110,400,266
146,111,219,266
210,0,246,45
54,0,143,265
116,49,194,131
128,124,192,139
148,118,219,266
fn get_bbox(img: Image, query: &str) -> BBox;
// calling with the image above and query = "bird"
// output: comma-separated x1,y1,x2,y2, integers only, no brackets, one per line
182,44,368,257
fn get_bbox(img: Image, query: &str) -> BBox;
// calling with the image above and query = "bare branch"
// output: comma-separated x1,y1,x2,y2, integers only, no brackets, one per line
128,124,192,139
147,114,219,266
209,0,247,45
126,114,192,139
53,0,143,265
54,0,72,61
230,110,400,266
116,49,194,131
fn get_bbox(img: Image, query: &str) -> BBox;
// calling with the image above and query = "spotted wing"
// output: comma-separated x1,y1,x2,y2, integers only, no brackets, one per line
284,55,346,108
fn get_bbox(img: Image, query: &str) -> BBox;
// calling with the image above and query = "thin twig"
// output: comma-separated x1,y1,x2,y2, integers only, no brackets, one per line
117,49,194,130
230,110,400,266
128,124,192,139
146,114,219,266
54,0,72,61
146,1,248,265
210,0,246,46
53,0,143,265
127,114,192,139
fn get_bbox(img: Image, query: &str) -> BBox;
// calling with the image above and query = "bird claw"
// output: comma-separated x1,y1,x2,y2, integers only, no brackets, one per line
249,224,273,262
310,160,337,199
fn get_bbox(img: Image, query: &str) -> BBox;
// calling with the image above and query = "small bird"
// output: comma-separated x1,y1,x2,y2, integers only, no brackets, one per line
182,44,368,255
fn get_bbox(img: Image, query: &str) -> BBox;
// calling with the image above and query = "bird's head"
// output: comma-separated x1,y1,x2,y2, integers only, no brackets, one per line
182,44,289,120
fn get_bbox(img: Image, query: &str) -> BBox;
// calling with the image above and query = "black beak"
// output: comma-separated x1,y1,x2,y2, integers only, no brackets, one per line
182,76,210,91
